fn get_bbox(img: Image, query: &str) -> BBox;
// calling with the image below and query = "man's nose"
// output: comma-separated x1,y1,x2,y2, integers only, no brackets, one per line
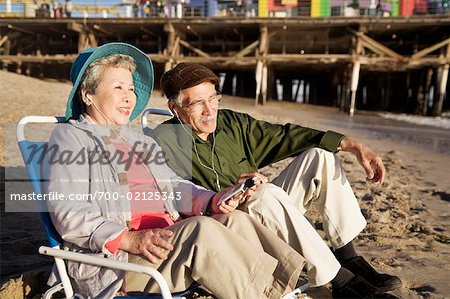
202,101,215,114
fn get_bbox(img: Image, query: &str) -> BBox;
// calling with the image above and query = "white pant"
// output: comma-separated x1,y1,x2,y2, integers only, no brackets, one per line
241,148,367,286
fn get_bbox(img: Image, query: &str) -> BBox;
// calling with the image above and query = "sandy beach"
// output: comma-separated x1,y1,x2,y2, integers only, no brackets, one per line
1,70,449,298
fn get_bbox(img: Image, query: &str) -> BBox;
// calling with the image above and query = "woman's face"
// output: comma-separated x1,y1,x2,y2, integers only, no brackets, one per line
85,67,136,125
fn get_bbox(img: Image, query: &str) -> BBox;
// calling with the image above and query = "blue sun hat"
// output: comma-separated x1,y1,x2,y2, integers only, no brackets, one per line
65,42,153,121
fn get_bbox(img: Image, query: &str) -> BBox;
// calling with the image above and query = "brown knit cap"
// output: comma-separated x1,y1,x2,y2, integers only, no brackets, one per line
160,63,220,100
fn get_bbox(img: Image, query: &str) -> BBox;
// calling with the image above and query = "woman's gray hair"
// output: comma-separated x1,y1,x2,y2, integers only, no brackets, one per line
80,54,136,97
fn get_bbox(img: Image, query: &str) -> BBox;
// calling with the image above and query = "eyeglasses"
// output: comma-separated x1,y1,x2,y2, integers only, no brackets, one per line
180,92,222,113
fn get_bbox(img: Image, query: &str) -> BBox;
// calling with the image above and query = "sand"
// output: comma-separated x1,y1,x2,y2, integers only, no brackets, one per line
0,70,449,298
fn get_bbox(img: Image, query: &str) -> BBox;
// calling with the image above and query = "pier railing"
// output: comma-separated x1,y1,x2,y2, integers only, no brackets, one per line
1,0,449,18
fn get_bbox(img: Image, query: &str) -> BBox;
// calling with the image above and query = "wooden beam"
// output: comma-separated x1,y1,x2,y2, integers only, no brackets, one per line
255,60,263,105
140,26,158,38
259,26,269,56
164,22,175,56
348,28,403,60
169,57,257,69
338,70,347,110
422,68,434,115
1,53,444,71
163,22,176,73
88,32,98,48
0,54,78,63
234,40,259,58
360,34,403,60
436,64,449,114
0,35,8,48
78,31,88,52
410,57,450,65
235,32,277,58
163,22,179,72
411,36,450,60
267,54,351,62
173,36,180,57
349,32,363,117
93,24,117,36
67,22,84,33
360,39,390,57
179,39,210,58
262,63,268,105
2,38,10,55
256,26,269,105
7,24,36,36
433,44,450,116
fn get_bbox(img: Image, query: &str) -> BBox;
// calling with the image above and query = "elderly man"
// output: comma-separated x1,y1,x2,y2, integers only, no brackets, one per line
150,63,402,298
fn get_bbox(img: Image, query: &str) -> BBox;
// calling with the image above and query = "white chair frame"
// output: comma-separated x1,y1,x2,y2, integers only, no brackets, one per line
17,115,175,299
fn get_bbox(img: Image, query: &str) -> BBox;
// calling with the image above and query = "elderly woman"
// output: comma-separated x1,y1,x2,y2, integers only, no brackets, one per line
42,42,305,299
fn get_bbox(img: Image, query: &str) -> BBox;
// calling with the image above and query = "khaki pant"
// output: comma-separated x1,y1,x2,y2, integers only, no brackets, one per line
125,210,305,299
241,148,367,286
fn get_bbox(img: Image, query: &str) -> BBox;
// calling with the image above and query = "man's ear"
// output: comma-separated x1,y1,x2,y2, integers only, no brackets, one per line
168,100,176,115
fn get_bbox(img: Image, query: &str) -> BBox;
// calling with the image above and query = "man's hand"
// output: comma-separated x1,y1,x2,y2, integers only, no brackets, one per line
340,138,386,184
208,173,266,214
237,172,268,184
119,229,174,264
237,172,266,200
208,187,242,214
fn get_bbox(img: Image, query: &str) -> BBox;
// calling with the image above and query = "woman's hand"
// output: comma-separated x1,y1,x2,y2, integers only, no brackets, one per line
119,228,174,264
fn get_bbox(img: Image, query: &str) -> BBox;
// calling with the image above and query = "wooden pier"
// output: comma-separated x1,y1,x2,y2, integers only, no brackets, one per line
1,16,449,115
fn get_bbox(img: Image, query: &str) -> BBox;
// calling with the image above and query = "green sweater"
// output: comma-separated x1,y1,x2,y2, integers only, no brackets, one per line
151,109,345,192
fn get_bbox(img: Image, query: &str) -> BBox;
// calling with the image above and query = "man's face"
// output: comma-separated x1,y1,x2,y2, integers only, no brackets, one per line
171,81,220,141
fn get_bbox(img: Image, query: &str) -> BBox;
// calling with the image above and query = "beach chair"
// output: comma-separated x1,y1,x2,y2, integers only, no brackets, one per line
16,115,197,299
141,108,173,135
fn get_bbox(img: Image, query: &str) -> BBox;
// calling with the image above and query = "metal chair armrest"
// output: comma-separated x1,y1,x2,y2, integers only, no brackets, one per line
39,246,173,299
141,108,173,130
